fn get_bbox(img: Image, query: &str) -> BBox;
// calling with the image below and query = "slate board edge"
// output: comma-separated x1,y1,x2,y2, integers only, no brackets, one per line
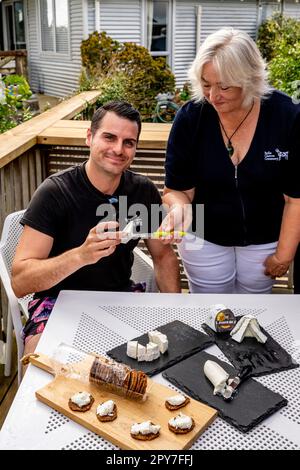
243,362,299,378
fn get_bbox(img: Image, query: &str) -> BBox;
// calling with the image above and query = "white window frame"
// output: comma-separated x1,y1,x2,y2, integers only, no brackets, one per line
144,0,172,67
37,0,71,59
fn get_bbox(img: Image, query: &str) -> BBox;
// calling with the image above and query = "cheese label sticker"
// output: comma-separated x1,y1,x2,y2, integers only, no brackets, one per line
215,309,236,333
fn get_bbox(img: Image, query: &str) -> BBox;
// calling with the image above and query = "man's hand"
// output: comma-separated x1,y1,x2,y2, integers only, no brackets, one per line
264,254,290,279
78,221,123,265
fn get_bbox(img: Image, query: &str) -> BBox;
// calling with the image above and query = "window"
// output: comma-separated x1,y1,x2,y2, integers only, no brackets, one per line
3,1,26,50
39,0,69,54
147,0,170,60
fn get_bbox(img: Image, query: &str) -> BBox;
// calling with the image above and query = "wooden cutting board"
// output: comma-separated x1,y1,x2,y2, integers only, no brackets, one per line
30,353,217,450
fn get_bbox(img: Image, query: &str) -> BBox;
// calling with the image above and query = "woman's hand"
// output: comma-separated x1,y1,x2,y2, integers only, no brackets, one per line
264,253,290,279
157,203,193,244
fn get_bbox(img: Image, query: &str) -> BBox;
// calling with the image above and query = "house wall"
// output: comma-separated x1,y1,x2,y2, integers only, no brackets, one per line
27,0,83,97
283,0,300,19
98,0,142,43
171,0,258,87
24,0,300,97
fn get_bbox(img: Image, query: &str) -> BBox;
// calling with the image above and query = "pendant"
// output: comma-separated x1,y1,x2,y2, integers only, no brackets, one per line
227,141,234,158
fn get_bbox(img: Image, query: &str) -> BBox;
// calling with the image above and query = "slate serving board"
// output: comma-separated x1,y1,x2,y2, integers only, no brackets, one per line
107,320,213,376
163,351,288,433
202,317,299,379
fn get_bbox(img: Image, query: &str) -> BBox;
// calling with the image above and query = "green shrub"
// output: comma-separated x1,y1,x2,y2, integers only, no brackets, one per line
0,74,33,134
268,42,300,95
257,13,300,96
79,31,175,120
257,13,300,62
81,31,120,76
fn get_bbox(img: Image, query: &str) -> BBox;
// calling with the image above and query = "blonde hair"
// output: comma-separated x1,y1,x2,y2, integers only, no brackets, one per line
188,28,271,106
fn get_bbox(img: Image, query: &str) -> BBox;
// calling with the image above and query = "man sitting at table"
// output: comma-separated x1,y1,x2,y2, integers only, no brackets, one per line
11,100,181,361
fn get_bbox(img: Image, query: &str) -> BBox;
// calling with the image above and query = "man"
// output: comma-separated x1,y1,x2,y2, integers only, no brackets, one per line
11,101,180,359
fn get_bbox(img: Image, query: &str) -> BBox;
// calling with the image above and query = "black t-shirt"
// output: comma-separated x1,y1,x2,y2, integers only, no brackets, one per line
165,90,300,246
21,163,162,297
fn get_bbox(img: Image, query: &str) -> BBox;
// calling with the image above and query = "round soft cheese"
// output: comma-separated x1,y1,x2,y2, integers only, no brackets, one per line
169,413,193,430
166,394,186,406
70,391,92,407
131,421,160,435
96,400,115,416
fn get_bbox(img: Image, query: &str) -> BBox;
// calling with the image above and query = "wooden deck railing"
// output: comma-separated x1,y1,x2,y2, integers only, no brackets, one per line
0,50,28,78
0,92,294,340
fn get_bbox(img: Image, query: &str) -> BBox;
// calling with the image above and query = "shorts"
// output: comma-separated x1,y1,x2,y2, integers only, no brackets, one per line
22,297,57,344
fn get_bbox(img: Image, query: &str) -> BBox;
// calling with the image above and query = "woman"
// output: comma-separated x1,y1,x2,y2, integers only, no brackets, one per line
161,28,300,293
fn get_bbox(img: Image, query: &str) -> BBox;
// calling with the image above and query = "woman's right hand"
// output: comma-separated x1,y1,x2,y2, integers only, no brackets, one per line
157,203,193,244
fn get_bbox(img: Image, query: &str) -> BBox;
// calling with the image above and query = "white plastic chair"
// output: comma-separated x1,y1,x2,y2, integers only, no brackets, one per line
0,210,157,383
0,210,32,384
132,246,158,293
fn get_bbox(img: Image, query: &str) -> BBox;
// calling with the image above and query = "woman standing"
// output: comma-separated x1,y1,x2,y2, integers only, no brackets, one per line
161,28,300,293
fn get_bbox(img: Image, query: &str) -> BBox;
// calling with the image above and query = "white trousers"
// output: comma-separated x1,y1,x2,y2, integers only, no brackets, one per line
178,237,278,294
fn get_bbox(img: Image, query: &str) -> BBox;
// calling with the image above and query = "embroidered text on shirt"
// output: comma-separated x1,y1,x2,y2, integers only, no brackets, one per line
264,149,289,161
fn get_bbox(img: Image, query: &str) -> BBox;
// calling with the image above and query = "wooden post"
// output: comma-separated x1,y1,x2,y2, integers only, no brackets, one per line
15,55,28,79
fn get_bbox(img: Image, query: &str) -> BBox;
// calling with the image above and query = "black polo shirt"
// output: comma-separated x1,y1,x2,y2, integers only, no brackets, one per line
21,163,162,296
165,90,300,246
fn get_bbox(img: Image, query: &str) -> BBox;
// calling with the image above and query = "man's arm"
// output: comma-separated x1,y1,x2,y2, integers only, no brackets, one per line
11,222,122,298
144,238,181,292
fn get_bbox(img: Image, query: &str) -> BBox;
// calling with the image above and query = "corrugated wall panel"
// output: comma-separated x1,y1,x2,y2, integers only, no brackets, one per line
283,2,300,20
174,2,197,87
27,0,83,97
99,0,142,43
174,0,258,88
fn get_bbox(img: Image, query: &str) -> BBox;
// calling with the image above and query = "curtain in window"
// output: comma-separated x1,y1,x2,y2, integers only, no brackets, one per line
40,0,54,52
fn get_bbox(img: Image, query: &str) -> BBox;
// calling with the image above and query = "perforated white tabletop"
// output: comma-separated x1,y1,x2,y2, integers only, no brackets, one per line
0,291,299,450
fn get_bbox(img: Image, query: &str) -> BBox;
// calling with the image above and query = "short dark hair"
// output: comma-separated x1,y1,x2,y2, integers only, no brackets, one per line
91,100,141,140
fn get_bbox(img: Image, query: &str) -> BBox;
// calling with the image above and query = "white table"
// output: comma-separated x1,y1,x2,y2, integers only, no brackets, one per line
0,291,300,450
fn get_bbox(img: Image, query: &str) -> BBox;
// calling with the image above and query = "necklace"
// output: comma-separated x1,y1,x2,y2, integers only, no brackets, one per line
219,101,255,158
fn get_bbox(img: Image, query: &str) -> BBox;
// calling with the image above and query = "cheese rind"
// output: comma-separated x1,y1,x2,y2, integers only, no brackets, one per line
126,340,138,359
230,315,267,343
204,360,229,395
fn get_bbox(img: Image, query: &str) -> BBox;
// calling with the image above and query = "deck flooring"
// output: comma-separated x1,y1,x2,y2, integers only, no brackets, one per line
0,338,18,429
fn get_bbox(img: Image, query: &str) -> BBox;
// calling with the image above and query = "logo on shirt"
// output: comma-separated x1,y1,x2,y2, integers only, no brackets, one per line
264,149,289,161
